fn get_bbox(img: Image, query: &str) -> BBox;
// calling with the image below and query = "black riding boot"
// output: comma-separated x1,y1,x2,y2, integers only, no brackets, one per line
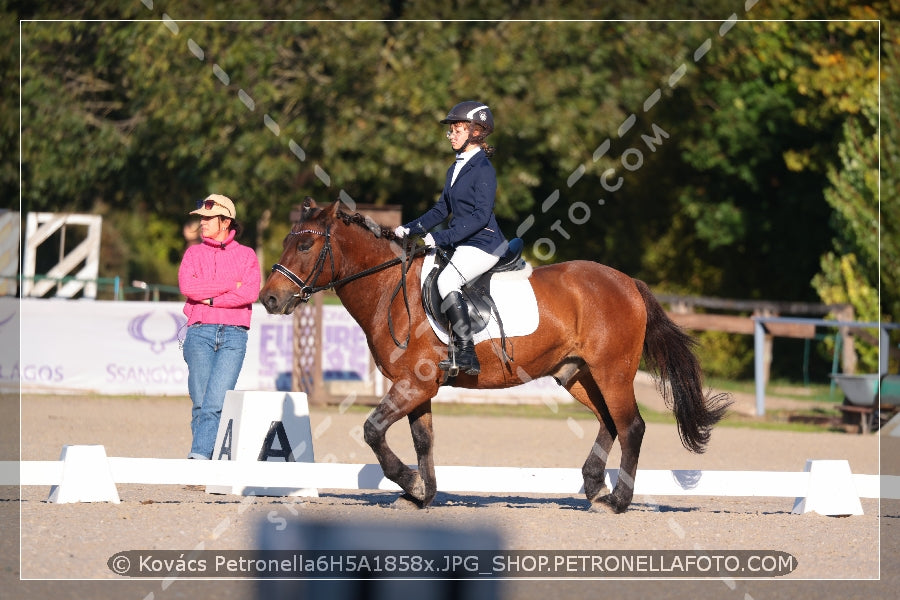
438,291,480,376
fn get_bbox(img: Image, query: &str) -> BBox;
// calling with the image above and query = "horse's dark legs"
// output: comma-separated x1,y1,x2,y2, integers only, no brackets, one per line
362,385,435,508
571,374,645,513
583,425,616,503
590,373,645,513
593,411,644,513
568,378,618,503
407,400,437,507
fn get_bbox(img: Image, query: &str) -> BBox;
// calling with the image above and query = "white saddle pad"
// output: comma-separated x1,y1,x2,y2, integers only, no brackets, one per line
421,252,539,345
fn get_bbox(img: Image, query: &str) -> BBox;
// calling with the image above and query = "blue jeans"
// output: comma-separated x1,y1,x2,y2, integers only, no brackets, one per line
182,324,248,459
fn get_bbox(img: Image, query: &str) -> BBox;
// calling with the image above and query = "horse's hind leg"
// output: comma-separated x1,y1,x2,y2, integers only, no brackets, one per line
567,378,617,504
592,377,645,514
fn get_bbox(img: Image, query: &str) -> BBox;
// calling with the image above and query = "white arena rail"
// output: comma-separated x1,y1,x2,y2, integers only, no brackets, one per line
2,450,897,517
7,393,897,517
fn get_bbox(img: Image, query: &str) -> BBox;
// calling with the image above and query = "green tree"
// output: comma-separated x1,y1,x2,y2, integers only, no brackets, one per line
0,7,17,209
9,0,893,337
810,93,880,372
880,26,900,324
646,19,880,301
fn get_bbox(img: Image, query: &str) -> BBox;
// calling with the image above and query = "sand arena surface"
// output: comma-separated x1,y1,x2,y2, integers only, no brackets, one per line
5,392,900,599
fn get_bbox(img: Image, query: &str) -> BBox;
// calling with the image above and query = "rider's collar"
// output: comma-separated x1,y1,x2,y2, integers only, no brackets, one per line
454,146,481,166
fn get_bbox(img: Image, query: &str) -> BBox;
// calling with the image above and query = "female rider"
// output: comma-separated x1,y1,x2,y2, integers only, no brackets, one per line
395,101,508,376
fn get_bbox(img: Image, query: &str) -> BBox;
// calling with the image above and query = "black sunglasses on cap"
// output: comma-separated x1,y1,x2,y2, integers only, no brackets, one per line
195,198,232,216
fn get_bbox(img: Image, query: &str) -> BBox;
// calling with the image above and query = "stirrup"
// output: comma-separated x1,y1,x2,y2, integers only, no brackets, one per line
438,348,460,377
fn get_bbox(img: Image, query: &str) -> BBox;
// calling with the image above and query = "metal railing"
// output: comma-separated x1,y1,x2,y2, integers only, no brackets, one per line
752,316,900,416
1,275,182,301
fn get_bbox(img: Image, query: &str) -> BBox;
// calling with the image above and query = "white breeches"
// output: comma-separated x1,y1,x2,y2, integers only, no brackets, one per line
437,245,500,299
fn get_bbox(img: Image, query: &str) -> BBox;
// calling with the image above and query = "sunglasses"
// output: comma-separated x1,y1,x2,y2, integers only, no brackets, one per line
195,199,232,216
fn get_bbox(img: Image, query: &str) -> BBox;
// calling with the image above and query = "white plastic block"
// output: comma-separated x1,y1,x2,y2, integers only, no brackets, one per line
207,391,317,497
791,459,863,516
47,445,120,504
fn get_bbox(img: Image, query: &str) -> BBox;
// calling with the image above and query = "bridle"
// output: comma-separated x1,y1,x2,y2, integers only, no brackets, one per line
269,224,428,347
270,226,337,304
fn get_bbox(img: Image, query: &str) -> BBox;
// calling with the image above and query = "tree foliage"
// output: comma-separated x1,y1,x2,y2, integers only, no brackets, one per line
880,23,900,324
5,2,896,360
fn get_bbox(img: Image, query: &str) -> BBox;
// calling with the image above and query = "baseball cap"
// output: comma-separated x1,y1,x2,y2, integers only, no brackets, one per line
190,194,236,218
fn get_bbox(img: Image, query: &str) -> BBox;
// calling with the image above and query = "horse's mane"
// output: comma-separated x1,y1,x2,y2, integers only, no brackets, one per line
336,209,403,242
295,198,403,243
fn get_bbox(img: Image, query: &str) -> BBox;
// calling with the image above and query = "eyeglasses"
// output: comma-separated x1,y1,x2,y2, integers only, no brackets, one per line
446,125,470,138
195,198,232,216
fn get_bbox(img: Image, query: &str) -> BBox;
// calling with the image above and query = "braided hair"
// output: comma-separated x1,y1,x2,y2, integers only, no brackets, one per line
470,124,496,158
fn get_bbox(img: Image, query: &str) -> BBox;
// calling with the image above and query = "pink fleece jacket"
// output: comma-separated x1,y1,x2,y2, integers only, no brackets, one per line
178,230,261,328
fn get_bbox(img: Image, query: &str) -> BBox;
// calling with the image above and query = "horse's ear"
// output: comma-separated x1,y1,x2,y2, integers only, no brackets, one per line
299,196,317,222
325,199,341,218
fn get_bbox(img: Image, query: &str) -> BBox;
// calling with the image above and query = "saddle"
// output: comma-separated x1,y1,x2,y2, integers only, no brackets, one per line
422,238,527,338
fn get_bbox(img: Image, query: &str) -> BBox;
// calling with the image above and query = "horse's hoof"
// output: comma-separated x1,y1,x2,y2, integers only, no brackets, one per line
588,501,614,514
391,493,425,510
409,475,426,502
589,494,628,514
586,486,610,504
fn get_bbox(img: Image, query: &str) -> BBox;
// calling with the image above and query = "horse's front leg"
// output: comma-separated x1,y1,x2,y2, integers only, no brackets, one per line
407,400,436,507
363,383,434,508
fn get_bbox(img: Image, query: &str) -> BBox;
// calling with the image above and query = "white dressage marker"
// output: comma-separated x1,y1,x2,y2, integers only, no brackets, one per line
791,459,864,516
46,445,120,504
207,390,317,497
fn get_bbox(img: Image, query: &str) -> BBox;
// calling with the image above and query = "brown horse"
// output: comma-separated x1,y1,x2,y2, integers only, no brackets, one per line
259,198,731,513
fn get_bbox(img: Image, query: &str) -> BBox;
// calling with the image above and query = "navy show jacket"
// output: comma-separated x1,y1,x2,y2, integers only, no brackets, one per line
404,150,507,254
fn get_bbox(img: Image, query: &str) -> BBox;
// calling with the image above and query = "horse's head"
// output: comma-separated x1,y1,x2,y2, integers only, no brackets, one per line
259,197,341,314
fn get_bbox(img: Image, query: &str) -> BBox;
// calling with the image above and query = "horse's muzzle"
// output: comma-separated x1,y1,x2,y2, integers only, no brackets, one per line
259,291,296,315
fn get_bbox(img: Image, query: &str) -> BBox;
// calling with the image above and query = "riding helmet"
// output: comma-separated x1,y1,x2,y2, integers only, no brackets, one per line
440,101,494,134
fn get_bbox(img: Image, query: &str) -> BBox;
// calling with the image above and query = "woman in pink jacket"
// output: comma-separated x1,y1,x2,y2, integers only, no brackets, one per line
178,194,261,460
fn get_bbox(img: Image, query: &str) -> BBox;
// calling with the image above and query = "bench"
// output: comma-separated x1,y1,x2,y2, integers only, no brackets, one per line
838,403,899,434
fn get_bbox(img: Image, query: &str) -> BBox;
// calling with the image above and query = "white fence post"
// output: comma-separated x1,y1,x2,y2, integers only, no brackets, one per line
22,212,102,299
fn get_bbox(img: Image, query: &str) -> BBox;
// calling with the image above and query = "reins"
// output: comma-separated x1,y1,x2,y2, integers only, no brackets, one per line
384,237,424,348
271,227,429,348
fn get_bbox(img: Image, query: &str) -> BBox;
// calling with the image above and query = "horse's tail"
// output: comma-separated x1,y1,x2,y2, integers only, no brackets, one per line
634,279,732,453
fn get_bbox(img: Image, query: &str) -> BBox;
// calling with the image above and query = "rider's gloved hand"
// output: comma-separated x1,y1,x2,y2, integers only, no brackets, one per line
394,226,410,238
